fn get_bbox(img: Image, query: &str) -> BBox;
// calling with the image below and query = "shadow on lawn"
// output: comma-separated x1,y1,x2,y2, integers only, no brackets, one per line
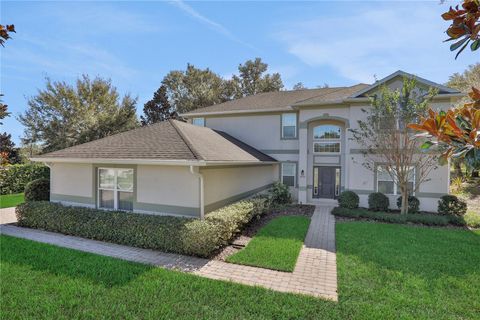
0,235,153,287
336,222,480,279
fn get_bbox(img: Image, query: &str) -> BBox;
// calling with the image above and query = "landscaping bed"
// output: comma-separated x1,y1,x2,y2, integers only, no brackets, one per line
332,207,478,228
15,196,271,258
226,216,310,272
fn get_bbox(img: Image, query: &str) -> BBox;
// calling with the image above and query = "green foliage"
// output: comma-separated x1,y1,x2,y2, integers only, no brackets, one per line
227,216,310,272
0,164,49,194
332,207,451,226
140,85,177,125
0,132,21,164
269,182,292,205
24,178,50,202
368,192,389,211
16,196,271,258
18,75,139,153
464,211,480,228
396,195,420,213
338,191,359,209
438,195,468,216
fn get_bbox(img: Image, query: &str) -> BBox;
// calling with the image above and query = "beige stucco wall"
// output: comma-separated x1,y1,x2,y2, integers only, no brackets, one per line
201,164,278,212
49,163,94,207
135,165,200,215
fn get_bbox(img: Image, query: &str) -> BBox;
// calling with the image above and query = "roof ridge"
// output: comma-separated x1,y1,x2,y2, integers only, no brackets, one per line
169,119,204,161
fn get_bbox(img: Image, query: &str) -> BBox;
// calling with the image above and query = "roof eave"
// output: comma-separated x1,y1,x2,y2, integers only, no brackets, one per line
181,107,293,117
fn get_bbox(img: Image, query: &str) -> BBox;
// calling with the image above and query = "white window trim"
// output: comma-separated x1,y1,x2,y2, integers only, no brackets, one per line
376,166,416,196
192,117,205,127
281,113,297,139
98,167,134,211
312,125,341,154
281,162,296,187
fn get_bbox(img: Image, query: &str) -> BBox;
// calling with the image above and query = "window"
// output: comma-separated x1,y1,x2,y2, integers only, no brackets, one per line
281,163,296,187
281,113,297,139
313,124,341,153
192,117,205,127
376,166,415,195
98,168,134,211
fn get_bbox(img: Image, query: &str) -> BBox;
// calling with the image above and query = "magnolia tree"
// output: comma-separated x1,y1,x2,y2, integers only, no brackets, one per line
350,78,438,214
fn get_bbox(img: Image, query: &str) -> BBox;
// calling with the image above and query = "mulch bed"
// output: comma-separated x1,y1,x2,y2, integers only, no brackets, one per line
212,204,315,261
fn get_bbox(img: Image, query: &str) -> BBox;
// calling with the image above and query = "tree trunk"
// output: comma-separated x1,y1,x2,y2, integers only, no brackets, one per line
454,160,463,178
400,185,409,215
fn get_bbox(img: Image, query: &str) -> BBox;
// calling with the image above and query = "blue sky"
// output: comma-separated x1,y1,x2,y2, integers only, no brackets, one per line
1,1,478,144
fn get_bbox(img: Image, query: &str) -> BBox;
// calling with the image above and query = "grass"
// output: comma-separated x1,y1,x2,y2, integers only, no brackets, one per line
1,223,479,319
0,193,24,208
226,216,310,271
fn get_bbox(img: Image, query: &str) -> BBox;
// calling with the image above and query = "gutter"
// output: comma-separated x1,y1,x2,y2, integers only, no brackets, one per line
189,165,204,220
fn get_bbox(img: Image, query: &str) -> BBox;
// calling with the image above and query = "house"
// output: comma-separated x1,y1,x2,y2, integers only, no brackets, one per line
31,71,464,216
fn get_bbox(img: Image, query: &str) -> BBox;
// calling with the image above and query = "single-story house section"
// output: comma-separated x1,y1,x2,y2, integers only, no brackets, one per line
31,120,278,218
32,70,465,214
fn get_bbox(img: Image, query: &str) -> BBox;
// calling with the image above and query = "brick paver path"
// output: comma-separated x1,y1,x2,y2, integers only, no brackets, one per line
1,205,337,300
194,205,338,300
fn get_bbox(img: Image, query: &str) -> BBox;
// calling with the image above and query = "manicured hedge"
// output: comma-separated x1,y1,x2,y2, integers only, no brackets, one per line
438,195,467,216
0,164,50,194
331,207,460,227
368,192,389,211
24,178,50,202
16,196,271,258
338,191,359,209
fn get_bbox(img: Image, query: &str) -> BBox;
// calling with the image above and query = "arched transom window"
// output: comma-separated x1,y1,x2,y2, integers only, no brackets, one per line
313,124,341,153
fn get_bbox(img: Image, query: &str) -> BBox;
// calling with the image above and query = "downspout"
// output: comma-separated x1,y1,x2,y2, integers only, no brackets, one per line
189,165,204,220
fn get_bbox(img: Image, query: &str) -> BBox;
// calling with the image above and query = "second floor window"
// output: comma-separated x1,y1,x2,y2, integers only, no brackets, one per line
313,124,341,153
192,117,205,127
281,113,297,139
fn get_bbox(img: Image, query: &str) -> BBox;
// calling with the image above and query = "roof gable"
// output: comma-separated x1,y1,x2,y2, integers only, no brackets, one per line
349,70,461,98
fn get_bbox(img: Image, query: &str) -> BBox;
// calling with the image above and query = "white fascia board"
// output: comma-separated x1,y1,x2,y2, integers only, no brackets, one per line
180,107,293,117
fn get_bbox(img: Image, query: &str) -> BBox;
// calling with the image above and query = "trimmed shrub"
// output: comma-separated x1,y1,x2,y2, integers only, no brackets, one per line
332,207,451,226
338,191,359,209
16,195,272,258
368,192,389,211
0,164,50,194
396,195,420,213
438,195,467,216
24,178,50,202
269,182,292,205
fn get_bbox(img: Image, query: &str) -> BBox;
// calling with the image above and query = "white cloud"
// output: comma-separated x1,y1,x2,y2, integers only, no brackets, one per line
170,0,257,50
275,3,478,84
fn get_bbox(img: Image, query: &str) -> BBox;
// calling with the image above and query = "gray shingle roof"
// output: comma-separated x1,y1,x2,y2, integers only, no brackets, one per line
183,84,370,115
35,120,276,163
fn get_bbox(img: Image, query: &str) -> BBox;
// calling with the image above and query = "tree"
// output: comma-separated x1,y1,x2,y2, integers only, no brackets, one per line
350,77,438,214
18,75,139,153
0,132,20,165
293,82,307,90
442,0,480,59
161,64,225,114
140,85,177,125
0,24,15,47
226,58,283,99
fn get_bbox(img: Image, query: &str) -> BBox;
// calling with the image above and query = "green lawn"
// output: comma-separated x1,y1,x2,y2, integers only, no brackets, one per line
1,222,479,319
226,216,310,271
0,193,24,208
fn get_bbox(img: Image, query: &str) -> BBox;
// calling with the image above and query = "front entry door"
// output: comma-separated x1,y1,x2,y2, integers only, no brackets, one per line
313,167,340,199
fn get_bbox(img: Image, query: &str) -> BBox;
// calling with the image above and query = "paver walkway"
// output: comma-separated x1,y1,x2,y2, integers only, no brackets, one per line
0,207,17,224
0,205,337,300
195,205,338,300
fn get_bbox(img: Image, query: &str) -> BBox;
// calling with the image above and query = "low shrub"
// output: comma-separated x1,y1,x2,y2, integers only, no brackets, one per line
438,195,467,216
368,192,389,211
396,196,420,213
332,207,452,226
0,164,49,194
338,191,359,209
269,182,292,205
464,211,480,228
24,178,50,202
16,195,272,258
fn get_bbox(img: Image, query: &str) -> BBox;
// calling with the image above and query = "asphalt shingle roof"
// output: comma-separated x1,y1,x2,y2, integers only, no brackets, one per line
35,120,276,163
183,84,370,115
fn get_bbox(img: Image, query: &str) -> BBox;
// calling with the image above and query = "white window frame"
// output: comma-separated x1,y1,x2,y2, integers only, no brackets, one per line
281,162,296,187
98,167,134,211
376,165,416,196
312,125,341,154
192,117,205,127
281,113,297,139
